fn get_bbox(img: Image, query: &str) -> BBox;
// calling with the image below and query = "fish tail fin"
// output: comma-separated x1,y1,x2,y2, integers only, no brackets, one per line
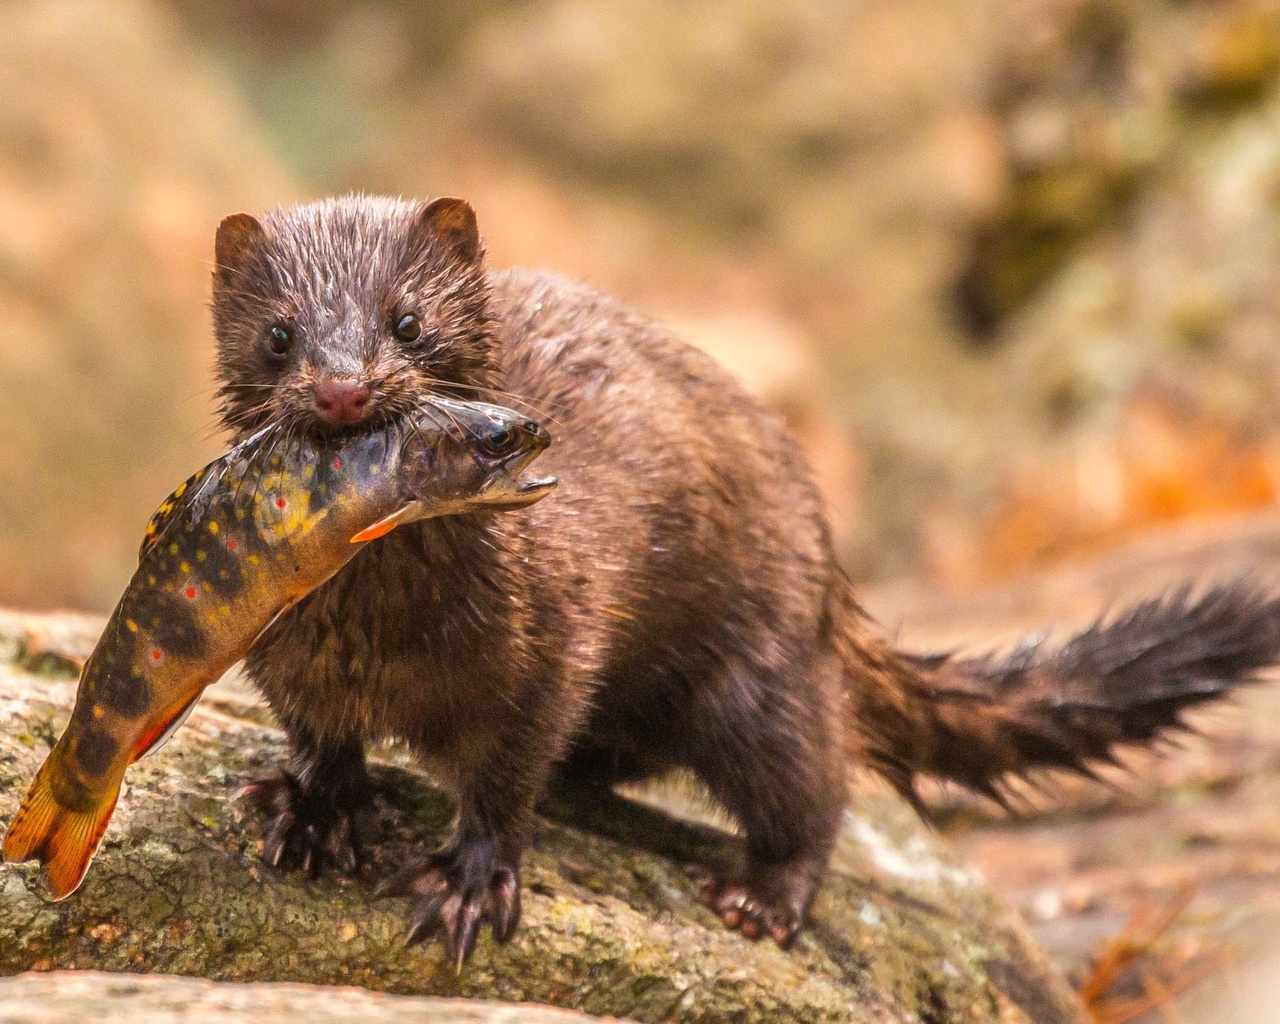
3,758,119,899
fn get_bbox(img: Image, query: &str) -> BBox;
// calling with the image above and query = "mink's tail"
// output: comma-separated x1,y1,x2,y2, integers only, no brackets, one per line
832,579,1280,808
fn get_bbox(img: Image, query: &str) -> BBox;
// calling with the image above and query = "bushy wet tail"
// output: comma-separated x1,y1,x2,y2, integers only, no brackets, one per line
3,754,119,899
833,580,1280,807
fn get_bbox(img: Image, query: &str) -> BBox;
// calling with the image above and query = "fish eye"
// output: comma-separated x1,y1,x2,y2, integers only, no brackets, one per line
478,425,518,457
266,323,294,358
394,313,422,343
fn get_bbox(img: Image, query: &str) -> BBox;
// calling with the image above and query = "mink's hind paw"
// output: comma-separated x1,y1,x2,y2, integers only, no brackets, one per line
238,771,365,877
692,866,809,948
378,842,522,970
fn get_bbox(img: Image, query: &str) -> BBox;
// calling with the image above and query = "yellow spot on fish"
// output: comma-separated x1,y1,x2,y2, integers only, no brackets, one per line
235,508,246,521
218,604,231,616
179,561,191,574
203,581,213,593
193,469,204,482
218,569,229,580
206,613,219,625
93,705,104,718
125,619,138,633
196,550,207,562
147,575,157,586
208,521,219,535
169,543,179,555
174,482,187,498
247,554,261,566
302,465,315,481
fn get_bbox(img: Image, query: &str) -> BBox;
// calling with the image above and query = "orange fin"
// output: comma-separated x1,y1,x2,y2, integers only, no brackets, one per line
350,502,421,544
132,694,199,763
3,757,120,900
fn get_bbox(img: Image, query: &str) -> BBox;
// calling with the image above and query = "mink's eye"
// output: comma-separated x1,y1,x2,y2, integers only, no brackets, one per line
266,324,293,357
394,313,422,343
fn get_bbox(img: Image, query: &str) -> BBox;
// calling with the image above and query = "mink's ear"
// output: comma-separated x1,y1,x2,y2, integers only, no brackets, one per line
214,213,266,285
413,197,481,265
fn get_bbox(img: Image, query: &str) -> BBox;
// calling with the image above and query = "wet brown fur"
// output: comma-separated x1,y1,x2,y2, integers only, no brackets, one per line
212,195,1280,962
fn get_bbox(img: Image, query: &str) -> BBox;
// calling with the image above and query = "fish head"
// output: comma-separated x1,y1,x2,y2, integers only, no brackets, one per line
400,397,556,518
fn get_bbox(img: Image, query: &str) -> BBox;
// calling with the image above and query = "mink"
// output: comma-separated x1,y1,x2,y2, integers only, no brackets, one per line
210,195,1280,966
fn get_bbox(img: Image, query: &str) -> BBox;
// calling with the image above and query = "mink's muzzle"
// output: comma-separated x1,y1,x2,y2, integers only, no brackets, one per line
312,378,372,426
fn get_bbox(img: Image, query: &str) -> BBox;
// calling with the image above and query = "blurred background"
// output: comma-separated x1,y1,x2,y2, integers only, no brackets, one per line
9,0,1280,610
6,0,1280,1019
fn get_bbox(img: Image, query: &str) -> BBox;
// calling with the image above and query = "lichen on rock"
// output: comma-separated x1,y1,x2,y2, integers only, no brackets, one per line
0,611,1085,1023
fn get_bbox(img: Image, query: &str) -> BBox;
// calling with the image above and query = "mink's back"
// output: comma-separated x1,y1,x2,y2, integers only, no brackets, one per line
484,269,840,770
489,267,833,605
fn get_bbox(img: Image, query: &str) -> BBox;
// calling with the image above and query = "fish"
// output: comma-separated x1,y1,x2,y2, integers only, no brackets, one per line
2,396,555,899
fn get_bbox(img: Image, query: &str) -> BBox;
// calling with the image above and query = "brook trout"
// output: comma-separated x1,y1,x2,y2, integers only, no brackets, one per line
3,397,555,898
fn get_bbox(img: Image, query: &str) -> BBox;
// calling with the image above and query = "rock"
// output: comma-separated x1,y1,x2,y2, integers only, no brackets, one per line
0,970,633,1024
0,609,1086,1024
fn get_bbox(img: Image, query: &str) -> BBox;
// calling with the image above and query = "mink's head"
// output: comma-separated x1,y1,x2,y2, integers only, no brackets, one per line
210,195,499,439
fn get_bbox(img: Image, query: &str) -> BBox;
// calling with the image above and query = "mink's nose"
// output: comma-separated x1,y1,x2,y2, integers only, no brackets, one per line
313,379,372,425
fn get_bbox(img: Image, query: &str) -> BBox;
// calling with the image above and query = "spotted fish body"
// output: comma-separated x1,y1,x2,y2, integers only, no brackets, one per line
3,398,554,898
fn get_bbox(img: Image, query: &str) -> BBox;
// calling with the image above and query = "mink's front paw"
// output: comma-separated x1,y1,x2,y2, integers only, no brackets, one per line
239,770,365,877
378,840,522,970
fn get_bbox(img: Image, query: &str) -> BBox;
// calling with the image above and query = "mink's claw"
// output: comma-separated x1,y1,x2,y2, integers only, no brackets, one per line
449,898,484,972
489,865,521,941
379,844,523,967
694,867,806,949
239,771,365,878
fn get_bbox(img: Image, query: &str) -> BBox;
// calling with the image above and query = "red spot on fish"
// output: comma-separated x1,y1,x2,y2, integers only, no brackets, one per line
149,648,163,663
226,538,238,551
274,497,288,509
183,586,197,600
332,458,342,471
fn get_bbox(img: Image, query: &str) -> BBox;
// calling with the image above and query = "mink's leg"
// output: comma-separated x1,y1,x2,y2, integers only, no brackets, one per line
379,682,579,969
240,723,370,877
684,653,847,947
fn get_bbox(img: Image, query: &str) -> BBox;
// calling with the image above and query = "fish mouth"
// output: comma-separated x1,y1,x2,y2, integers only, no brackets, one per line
479,446,557,509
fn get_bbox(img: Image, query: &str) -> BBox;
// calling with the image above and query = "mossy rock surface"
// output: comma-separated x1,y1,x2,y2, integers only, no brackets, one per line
0,611,1085,1024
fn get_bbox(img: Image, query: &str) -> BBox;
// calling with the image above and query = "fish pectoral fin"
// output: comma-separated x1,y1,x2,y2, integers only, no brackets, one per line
350,501,424,544
3,756,121,900
131,695,200,763
251,595,303,648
